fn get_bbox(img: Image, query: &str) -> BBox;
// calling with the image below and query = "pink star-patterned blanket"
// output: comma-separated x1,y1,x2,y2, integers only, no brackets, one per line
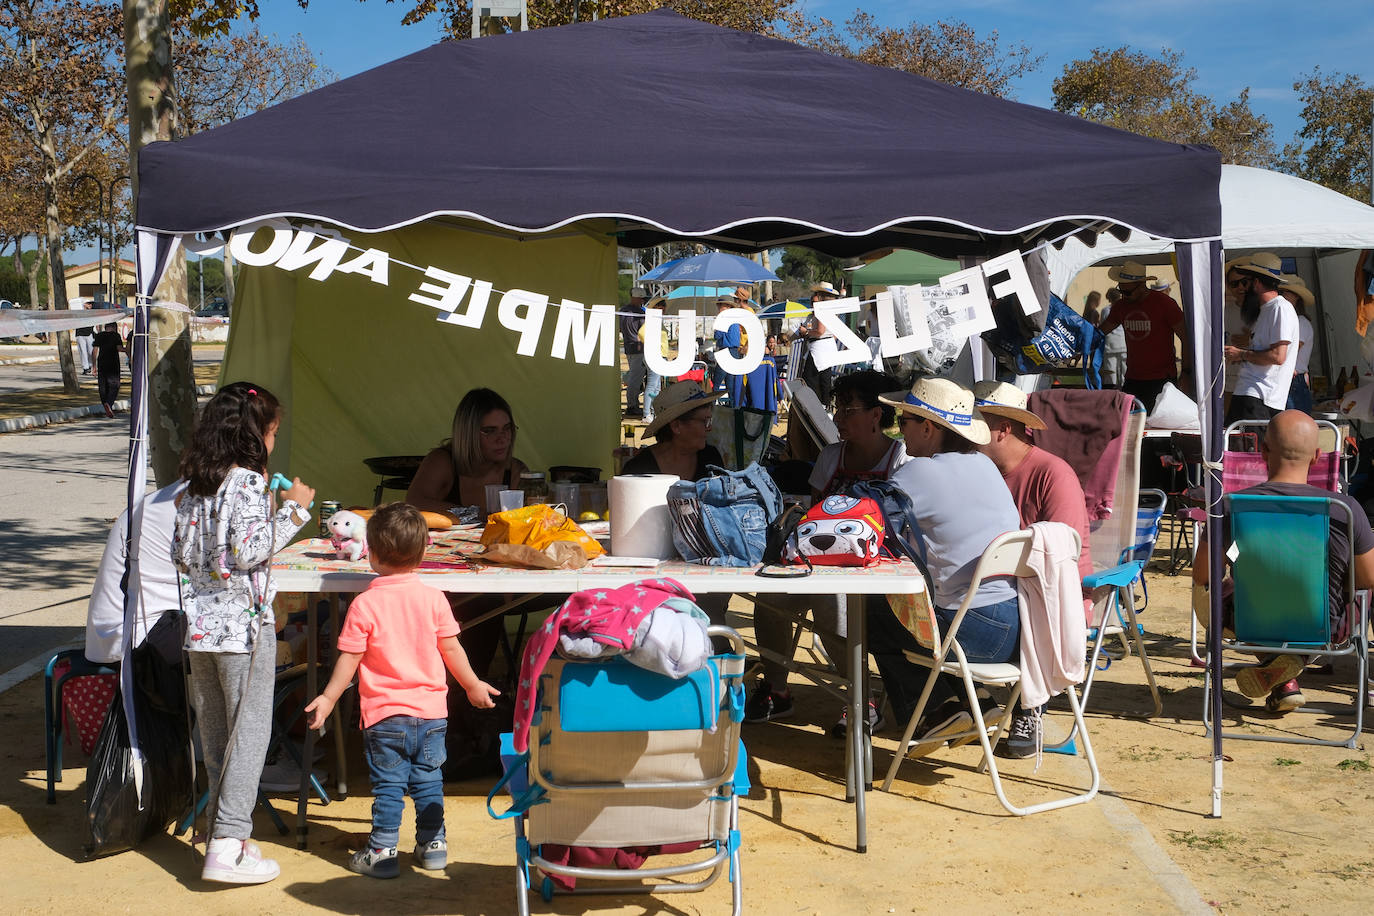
511,578,695,752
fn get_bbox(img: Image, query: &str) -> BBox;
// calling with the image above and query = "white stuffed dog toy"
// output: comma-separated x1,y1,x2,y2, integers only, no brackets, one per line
327,509,369,562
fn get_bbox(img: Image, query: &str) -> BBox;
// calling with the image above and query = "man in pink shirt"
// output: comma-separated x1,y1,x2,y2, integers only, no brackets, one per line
973,381,1092,758
307,503,499,878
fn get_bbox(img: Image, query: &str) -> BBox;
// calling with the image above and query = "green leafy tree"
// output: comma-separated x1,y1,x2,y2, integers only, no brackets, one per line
782,10,1042,98
1052,46,1276,166
1281,68,1374,202
0,0,125,390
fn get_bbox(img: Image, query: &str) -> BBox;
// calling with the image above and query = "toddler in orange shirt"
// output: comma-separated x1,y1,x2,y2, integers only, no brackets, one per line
307,503,499,878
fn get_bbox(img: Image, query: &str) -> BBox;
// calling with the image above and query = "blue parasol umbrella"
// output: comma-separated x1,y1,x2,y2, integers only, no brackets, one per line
652,251,779,286
637,257,684,283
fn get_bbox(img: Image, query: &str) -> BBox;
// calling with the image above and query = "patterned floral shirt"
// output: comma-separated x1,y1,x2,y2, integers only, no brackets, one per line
173,467,306,653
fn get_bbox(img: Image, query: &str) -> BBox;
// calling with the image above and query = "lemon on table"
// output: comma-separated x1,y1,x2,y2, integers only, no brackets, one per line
578,511,600,522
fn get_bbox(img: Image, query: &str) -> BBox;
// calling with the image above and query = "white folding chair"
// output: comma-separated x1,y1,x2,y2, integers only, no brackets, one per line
880,526,1100,816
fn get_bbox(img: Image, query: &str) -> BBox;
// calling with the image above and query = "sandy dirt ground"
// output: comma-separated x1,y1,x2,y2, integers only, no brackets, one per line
6,539,1373,915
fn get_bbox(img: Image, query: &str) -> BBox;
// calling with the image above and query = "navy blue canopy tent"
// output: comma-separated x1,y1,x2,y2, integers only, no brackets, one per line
129,9,1231,822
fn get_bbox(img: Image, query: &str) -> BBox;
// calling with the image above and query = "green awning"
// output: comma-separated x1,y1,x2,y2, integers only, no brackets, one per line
850,250,958,288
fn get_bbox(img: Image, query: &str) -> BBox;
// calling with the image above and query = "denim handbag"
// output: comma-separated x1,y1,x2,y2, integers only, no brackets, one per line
668,462,784,566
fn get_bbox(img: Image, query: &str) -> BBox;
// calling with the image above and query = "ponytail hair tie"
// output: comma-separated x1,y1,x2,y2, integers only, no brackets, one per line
247,388,258,397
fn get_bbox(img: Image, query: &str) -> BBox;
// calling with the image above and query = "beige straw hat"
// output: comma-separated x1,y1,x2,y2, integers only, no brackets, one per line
879,377,990,446
1106,260,1158,284
971,380,1047,430
643,381,721,440
1279,273,1315,308
1228,251,1284,281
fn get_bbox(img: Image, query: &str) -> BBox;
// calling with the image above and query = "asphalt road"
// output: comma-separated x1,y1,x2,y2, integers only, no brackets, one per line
0,353,225,682
0,345,223,394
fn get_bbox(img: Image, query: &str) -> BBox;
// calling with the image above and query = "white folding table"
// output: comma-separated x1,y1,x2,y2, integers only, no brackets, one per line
272,538,929,853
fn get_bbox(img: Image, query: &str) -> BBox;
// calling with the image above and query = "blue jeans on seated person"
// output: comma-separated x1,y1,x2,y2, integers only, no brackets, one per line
866,595,1020,726
364,715,447,848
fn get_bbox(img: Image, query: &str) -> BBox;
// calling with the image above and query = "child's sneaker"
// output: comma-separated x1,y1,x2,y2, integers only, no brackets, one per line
413,838,447,871
349,844,399,879
201,837,280,885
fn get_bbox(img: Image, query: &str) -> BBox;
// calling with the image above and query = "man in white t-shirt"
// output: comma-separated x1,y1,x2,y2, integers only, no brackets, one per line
1225,252,1298,424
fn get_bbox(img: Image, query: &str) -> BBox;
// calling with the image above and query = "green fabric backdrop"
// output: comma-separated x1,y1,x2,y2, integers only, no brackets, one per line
220,222,621,508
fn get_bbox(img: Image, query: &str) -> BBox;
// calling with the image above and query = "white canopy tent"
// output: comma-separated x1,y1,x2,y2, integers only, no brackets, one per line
1047,165,1374,379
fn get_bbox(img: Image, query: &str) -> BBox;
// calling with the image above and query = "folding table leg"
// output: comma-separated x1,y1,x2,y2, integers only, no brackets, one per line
847,593,867,853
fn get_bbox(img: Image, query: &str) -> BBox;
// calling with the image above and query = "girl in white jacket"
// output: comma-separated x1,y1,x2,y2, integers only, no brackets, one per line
173,382,315,884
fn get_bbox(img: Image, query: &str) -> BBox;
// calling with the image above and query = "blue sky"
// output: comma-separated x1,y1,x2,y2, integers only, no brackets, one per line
83,1,1373,269
243,0,1374,146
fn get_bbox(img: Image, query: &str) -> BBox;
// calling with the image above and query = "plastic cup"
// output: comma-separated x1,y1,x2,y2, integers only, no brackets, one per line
553,482,579,518
498,489,525,511
485,483,505,514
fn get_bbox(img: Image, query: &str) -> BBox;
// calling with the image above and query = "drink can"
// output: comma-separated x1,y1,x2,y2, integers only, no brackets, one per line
318,500,341,538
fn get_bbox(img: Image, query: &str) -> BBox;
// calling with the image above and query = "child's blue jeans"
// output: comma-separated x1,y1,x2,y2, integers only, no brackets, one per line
363,715,447,849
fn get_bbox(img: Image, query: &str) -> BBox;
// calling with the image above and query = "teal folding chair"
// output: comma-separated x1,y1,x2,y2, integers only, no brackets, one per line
1203,494,1368,748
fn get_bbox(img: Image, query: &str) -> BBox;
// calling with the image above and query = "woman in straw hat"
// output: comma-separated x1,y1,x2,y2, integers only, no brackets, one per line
1278,274,1315,415
867,377,1022,756
621,380,724,481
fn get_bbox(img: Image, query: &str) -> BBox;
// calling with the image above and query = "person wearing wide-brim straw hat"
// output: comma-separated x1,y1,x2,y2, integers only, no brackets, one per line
620,381,723,482
971,380,1093,756
1097,259,1188,412
1223,252,1299,424
1278,273,1316,414
867,377,1022,757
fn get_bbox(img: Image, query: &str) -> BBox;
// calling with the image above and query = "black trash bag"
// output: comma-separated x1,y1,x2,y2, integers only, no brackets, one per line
84,612,193,858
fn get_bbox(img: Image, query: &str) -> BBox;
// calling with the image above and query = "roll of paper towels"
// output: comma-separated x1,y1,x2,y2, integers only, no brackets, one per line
609,473,680,559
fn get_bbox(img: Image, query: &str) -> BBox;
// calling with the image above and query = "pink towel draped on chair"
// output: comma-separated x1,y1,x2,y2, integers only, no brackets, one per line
1028,389,1132,521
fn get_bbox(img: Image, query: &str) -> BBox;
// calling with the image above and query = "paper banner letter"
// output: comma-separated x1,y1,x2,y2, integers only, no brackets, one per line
274,231,352,282
644,308,695,377
550,300,615,366
876,288,931,357
183,235,225,257
497,289,549,357
335,247,390,285
712,307,765,375
937,266,996,342
810,297,870,371
982,250,1040,316
228,221,294,267
409,266,473,317
439,279,492,329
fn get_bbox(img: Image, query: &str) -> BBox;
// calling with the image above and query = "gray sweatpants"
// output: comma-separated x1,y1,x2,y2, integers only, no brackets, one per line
189,635,275,841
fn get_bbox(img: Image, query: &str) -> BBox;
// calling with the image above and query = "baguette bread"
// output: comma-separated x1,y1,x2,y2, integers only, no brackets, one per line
344,506,454,530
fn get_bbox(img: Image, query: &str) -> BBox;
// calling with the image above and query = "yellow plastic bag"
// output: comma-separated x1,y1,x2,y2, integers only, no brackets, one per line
480,504,605,558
